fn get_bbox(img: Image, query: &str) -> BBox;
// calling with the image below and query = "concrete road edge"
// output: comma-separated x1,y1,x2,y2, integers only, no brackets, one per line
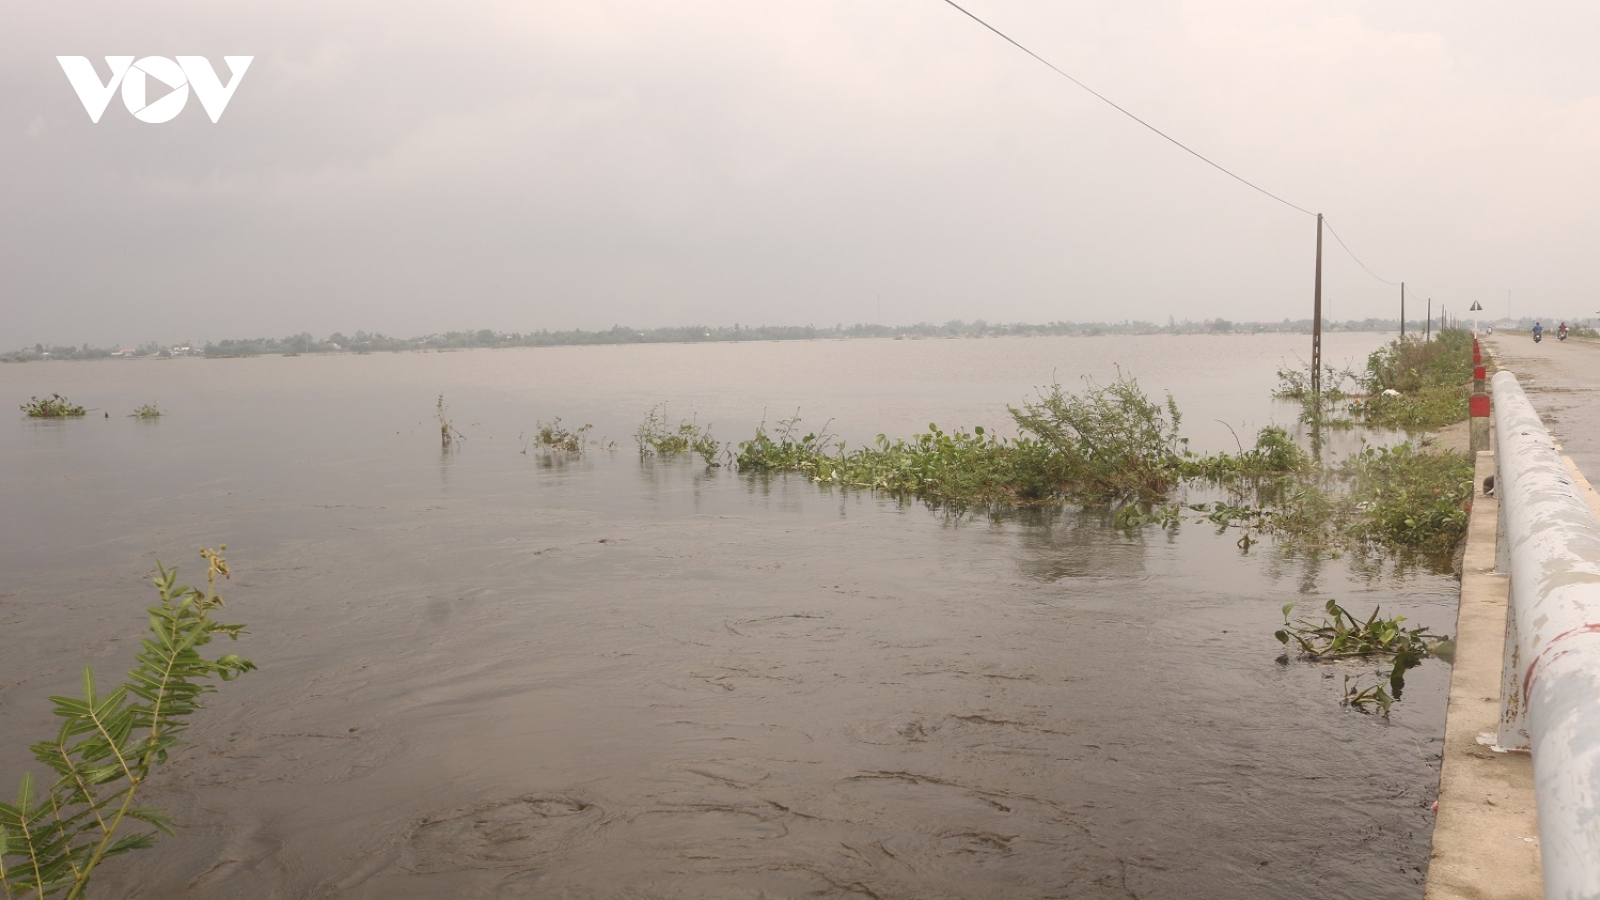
1424,449,1542,899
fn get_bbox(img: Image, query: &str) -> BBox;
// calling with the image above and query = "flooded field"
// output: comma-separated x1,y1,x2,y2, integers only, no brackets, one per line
0,333,1454,899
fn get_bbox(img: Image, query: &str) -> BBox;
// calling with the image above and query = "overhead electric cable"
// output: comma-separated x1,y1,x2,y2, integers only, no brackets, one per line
1322,219,1400,286
939,0,1426,309
938,0,1317,218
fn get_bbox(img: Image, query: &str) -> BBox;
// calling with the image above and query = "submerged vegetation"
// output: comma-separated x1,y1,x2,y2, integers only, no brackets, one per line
726,351,1470,567
1343,443,1473,555
0,547,255,899
531,418,592,453
733,375,1199,507
635,406,721,466
1276,600,1449,716
20,394,86,418
436,393,464,449
1276,328,1474,432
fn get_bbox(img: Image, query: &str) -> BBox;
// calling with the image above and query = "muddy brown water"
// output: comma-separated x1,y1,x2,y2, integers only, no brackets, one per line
1,334,1453,899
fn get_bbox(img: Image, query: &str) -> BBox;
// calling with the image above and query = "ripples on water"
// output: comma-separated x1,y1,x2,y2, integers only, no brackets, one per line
0,335,1450,898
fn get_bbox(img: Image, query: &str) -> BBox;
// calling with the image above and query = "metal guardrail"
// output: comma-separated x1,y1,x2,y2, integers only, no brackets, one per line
1490,370,1600,899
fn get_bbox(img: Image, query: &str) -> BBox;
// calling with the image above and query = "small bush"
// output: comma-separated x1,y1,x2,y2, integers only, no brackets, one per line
131,403,162,419
1347,330,1473,431
1185,426,1311,480
1363,330,1471,395
1272,363,1358,402
20,394,86,418
1009,373,1185,502
1343,443,1472,556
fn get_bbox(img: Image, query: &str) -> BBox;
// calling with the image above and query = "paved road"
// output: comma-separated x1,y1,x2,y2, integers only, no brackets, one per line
1482,332,1600,483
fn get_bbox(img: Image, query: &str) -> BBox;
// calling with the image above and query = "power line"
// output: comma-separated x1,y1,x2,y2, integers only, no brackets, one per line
938,0,1317,218
939,1,1426,299
1323,218,1400,286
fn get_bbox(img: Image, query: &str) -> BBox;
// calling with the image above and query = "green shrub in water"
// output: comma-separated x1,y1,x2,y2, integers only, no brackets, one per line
534,417,592,452
635,405,721,466
20,395,86,418
1008,373,1186,502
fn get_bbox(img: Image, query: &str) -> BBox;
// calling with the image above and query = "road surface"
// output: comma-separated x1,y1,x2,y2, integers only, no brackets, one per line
1482,332,1600,483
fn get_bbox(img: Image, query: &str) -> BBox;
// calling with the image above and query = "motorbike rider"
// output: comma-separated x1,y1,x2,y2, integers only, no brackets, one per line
1559,321,1569,339
1534,321,1544,340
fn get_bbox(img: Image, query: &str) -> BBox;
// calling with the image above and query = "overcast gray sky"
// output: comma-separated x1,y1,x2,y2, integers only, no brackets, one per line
5,0,1599,347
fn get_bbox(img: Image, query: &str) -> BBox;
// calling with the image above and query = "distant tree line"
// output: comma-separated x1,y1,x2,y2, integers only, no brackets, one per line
2,316,1451,362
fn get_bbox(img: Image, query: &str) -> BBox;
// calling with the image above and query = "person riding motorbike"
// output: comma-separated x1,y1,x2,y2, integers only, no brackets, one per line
1559,322,1569,341
1534,321,1544,342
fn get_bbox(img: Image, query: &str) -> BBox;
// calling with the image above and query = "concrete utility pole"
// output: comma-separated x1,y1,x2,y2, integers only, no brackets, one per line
1401,282,1406,338
1311,213,1324,396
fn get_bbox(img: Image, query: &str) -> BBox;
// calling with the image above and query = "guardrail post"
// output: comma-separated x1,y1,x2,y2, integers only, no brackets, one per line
1470,391,1491,454
1497,595,1529,750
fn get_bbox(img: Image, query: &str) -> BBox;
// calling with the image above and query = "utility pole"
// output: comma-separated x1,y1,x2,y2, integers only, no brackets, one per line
1427,299,1432,340
1312,213,1324,397
1401,282,1406,338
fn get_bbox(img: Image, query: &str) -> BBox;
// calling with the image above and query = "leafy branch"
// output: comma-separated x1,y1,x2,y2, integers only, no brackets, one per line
0,546,255,899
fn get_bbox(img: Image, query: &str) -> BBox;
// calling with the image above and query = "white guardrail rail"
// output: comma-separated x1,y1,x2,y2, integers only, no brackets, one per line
1491,370,1600,898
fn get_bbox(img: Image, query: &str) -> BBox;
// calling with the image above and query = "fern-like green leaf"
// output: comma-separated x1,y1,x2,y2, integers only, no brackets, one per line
3,547,254,900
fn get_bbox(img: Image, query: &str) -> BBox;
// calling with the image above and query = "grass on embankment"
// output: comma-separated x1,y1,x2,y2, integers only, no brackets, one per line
1276,328,1475,432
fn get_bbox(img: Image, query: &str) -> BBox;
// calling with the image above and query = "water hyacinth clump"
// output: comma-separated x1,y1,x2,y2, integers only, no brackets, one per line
734,374,1191,509
636,405,722,466
20,394,86,418
1275,599,1450,716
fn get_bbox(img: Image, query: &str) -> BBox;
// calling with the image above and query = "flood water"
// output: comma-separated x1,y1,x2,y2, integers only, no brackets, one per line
0,333,1453,899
